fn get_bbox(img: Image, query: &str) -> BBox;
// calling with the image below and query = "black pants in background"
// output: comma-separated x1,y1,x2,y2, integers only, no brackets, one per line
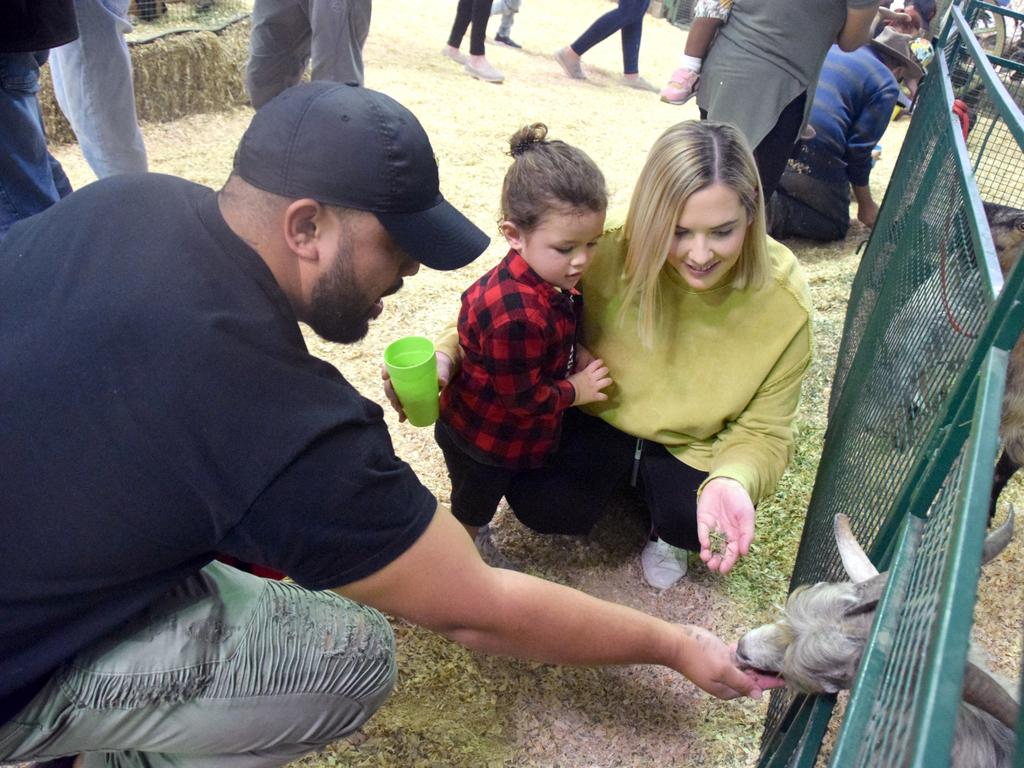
767,140,851,242
701,91,807,204
448,0,491,56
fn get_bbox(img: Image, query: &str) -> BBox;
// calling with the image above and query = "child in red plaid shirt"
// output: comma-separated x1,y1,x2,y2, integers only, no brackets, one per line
434,124,612,563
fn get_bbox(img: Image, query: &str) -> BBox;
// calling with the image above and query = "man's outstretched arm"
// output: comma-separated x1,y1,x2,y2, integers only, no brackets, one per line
336,505,778,701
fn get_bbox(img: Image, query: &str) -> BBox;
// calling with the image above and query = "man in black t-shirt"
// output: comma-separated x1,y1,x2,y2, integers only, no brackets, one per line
0,83,777,768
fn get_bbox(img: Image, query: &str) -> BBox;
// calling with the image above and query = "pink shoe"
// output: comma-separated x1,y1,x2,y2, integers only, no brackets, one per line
660,68,700,105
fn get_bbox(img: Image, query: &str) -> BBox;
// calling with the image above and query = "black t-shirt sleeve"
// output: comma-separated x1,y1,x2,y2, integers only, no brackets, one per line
220,415,437,591
1,0,78,52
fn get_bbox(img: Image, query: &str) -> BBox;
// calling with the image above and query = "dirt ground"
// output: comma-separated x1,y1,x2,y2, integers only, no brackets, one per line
47,1,1023,766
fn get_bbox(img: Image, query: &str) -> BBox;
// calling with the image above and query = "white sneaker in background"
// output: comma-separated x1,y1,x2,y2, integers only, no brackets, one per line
554,47,586,80
441,45,468,65
464,58,504,83
640,538,688,589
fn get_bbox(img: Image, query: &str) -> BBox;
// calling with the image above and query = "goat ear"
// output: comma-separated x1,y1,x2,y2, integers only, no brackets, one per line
844,573,888,621
818,664,858,694
982,505,1015,565
834,514,880,582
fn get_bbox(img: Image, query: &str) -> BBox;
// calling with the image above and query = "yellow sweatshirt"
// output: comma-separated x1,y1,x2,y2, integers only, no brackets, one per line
438,224,812,505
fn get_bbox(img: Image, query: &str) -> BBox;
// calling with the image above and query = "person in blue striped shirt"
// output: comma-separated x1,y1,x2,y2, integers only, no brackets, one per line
766,27,922,241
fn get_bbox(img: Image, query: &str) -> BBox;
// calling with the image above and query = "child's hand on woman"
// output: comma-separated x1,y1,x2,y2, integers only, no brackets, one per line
569,358,612,406
574,343,597,370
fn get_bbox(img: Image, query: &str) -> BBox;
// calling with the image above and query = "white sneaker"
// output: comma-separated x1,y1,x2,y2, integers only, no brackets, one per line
464,58,504,83
621,75,658,93
554,47,586,80
641,538,688,589
441,45,468,65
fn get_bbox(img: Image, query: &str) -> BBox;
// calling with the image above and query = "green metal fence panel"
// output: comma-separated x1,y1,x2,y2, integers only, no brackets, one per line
1018,651,1024,767
910,350,1008,766
758,2,1024,764
830,348,1007,766
661,0,697,28
947,3,1024,207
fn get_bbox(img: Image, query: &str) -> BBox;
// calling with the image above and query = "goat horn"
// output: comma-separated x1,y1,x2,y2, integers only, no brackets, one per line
962,660,1019,730
834,514,880,582
981,505,1015,565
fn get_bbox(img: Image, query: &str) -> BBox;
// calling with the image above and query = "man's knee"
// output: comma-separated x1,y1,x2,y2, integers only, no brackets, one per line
307,597,397,741
263,583,397,702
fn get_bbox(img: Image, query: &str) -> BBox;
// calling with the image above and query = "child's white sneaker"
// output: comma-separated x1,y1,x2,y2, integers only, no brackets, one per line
475,525,518,569
641,538,688,589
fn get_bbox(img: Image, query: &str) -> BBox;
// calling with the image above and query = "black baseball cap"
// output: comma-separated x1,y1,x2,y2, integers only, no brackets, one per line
234,81,489,270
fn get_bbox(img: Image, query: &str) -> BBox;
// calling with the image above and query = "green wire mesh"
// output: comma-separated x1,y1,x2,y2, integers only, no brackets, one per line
661,0,698,28
757,2,1024,765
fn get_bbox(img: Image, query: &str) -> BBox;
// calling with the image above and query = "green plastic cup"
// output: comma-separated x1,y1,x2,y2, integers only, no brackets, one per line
384,336,439,427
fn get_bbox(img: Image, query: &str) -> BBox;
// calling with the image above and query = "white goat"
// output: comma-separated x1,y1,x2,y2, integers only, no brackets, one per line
735,510,1019,768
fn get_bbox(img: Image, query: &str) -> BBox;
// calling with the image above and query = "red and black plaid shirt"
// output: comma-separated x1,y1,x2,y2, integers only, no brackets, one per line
441,249,581,469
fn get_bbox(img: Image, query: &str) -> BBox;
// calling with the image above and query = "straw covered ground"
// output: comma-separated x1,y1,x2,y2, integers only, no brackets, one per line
48,1,1023,765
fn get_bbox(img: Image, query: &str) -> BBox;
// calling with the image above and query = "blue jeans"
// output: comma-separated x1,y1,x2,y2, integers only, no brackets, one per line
50,0,148,178
490,0,520,37
570,0,651,75
0,562,397,768
0,51,73,241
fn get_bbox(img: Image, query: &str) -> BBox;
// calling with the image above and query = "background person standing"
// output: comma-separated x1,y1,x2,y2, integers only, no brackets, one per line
49,0,148,178
0,0,78,240
245,0,372,108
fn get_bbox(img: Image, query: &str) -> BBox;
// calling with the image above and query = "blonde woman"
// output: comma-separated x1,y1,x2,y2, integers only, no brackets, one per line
563,119,813,589
396,121,812,589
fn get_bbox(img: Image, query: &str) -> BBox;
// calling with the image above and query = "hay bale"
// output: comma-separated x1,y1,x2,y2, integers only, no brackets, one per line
38,17,251,145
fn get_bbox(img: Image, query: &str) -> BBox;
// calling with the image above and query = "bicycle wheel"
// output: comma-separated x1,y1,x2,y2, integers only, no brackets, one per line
974,9,1008,56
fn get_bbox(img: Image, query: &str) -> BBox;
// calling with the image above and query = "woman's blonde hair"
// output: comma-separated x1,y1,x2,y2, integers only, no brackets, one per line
621,120,770,346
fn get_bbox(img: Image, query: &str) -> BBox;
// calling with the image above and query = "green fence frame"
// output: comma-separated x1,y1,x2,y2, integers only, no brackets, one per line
756,2,1024,765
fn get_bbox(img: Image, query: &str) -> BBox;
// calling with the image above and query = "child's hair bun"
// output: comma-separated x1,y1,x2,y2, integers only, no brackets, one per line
509,123,549,158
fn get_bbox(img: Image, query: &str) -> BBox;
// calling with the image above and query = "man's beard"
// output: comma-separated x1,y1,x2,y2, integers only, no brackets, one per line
307,237,382,344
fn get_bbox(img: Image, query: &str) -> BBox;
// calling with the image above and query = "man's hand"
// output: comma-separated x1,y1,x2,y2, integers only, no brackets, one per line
382,351,453,422
568,358,612,406
675,625,776,700
696,478,755,574
730,642,787,693
878,6,913,25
